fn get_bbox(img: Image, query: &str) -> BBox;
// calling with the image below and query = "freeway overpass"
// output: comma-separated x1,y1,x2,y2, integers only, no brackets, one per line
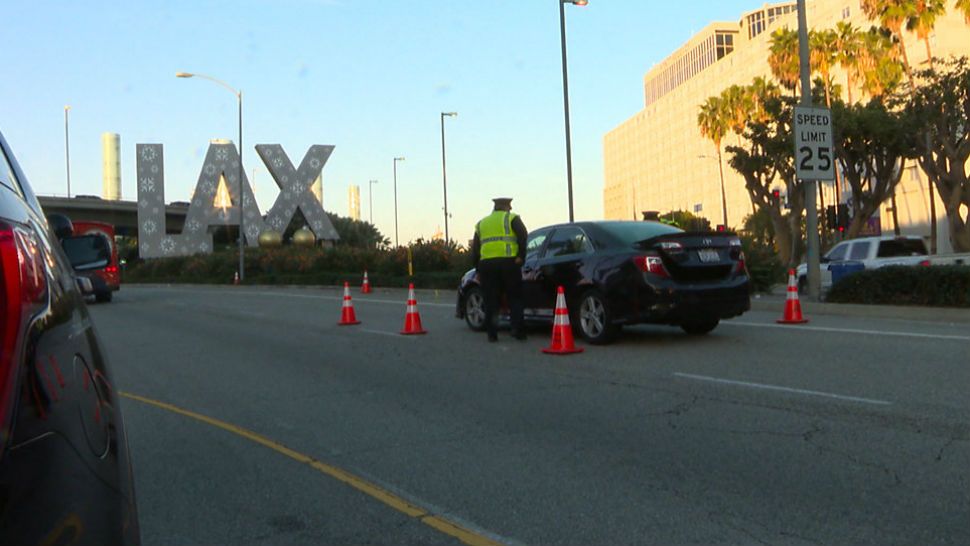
37,195,188,237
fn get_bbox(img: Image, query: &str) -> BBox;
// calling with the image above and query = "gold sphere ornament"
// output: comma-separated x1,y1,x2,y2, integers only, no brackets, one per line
258,230,283,247
292,228,316,246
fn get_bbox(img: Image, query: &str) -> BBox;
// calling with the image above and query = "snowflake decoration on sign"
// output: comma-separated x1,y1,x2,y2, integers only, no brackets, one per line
215,148,229,162
204,164,216,176
309,158,321,169
293,184,304,195
272,157,285,168
201,180,216,194
282,175,289,184
186,220,202,233
142,220,157,235
139,199,149,209
141,147,157,162
150,165,159,174
271,217,284,229
199,242,210,252
161,238,176,254
151,207,159,215
247,226,261,239
139,177,155,193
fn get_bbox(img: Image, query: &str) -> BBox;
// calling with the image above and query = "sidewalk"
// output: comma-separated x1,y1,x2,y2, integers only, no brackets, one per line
751,293,970,324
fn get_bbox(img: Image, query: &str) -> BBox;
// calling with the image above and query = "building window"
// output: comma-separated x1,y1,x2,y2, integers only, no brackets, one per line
747,11,766,38
842,6,851,19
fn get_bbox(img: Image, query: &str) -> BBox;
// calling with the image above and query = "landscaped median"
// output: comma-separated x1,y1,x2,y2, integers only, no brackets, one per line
827,265,970,308
123,242,471,290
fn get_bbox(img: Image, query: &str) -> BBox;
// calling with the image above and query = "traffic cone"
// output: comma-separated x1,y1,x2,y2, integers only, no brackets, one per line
400,283,427,335
233,271,240,285
542,286,584,355
338,282,361,325
777,269,808,324
361,270,372,294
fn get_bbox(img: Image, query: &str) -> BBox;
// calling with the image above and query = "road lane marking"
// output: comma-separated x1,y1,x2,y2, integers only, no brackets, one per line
672,373,892,406
120,391,505,546
360,328,415,339
725,321,970,342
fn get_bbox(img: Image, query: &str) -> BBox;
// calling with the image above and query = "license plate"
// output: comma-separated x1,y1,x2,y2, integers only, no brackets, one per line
697,249,719,263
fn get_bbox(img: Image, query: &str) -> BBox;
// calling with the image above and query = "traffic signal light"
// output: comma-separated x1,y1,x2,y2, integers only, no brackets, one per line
836,204,849,232
716,224,726,232
771,189,781,205
826,205,837,230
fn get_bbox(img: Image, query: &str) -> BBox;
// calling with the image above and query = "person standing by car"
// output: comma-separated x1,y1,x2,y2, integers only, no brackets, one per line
470,197,528,342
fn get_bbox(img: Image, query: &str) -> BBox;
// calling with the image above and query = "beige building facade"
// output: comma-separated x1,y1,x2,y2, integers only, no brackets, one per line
603,1,970,253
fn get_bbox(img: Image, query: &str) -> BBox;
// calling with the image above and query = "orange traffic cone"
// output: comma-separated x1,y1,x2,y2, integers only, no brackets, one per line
400,283,427,335
777,269,808,324
233,271,240,285
361,270,372,294
338,282,361,325
542,286,584,355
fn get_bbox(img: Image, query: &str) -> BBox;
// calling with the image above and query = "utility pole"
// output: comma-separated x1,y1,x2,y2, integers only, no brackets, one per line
797,0,821,300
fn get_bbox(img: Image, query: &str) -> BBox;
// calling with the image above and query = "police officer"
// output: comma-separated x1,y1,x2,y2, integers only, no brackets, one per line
470,197,528,342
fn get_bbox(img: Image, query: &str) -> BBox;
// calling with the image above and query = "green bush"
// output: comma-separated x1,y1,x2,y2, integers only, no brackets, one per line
740,235,786,293
827,266,970,307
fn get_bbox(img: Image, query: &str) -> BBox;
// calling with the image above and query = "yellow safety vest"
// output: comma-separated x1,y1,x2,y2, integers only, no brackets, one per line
477,211,519,260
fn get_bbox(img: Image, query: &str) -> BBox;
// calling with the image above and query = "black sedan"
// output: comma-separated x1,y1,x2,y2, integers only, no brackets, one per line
0,130,140,543
456,221,750,343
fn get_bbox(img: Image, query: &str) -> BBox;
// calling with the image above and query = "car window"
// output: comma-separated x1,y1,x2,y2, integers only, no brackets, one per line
62,234,111,268
599,221,683,245
545,227,593,258
848,241,871,260
877,238,928,257
826,242,849,261
525,230,550,259
0,145,24,198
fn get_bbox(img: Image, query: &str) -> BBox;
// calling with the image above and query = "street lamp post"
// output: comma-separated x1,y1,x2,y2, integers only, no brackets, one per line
177,72,245,282
796,0,821,300
393,157,405,247
559,0,587,223
440,112,457,243
64,105,71,198
368,180,378,224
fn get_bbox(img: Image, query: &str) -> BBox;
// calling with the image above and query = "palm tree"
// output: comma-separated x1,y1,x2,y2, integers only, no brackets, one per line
768,28,800,93
697,97,731,228
721,85,753,145
810,29,840,106
834,22,864,104
858,27,905,99
907,0,947,69
957,0,970,23
861,0,917,82
747,77,781,124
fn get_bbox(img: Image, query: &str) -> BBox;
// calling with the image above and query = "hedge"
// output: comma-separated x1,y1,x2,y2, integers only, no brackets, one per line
826,266,970,308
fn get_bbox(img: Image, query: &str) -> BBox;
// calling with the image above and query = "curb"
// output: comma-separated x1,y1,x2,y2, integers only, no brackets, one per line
750,297,970,324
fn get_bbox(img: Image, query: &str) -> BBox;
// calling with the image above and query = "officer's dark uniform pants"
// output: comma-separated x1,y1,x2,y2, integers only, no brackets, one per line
477,257,524,337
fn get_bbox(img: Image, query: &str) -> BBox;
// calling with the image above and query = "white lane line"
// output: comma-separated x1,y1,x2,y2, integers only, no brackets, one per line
725,320,970,342
672,372,892,406
359,328,414,339
246,291,455,308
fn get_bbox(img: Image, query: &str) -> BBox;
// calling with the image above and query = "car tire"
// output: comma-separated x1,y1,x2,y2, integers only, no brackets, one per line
95,291,113,303
463,286,487,332
576,289,618,345
681,319,719,335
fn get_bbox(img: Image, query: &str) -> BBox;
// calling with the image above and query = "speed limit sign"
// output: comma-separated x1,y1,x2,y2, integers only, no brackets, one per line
794,106,835,181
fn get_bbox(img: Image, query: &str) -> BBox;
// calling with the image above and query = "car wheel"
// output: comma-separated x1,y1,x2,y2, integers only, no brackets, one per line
681,319,719,335
95,291,113,303
576,289,617,345
464,286,487,331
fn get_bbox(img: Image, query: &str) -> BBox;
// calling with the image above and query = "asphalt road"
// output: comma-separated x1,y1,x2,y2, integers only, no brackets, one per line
88,285,970,545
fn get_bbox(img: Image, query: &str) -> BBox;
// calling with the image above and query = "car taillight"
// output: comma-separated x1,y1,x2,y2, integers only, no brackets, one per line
1,222,48,432
105,265,119,274
735,251,748,275
633,255,670,278
919,260,931,267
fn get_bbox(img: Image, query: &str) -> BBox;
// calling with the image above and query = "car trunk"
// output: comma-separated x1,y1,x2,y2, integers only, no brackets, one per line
638,232,741,283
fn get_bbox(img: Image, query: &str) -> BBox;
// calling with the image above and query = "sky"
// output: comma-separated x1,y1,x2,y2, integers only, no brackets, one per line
1,0,759,246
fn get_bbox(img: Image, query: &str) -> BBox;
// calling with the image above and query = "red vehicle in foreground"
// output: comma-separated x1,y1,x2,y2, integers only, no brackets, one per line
62,221,120,302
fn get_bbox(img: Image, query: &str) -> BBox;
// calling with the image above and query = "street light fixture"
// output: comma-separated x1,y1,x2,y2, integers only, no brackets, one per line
177,71,246,282
368,179,378,224
698,154,729,228
393,157,405,247
64,105,71,198
440,112,457,243
559,0,587,223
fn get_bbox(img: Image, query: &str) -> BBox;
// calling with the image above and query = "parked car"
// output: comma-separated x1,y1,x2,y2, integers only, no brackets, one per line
796,235,930,292
456,221,751,343
0,129,140,544
63,221,121,302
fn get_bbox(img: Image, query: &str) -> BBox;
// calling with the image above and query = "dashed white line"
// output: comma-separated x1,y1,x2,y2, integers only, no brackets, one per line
672,372,892,406
725,321,970,342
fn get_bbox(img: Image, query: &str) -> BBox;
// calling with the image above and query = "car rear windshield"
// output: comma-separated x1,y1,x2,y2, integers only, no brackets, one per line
877,239,927,258
598,222,683,246
62,235,110,268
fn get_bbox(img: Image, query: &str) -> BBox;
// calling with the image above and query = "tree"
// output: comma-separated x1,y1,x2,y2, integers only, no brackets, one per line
861,0,917,82
768,28,800,93
831,99,917,239
721,85,753,145
810,29,840,106
726,94,804,266
747,77,782,124
908,58,970,252
328,214,391,249
906,0,947,69
958,0,970,23
858,28,906,99
697,96,730,227
834,22,864,104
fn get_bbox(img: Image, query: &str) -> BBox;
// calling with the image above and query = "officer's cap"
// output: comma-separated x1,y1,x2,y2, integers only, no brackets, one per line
492,197,513,207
